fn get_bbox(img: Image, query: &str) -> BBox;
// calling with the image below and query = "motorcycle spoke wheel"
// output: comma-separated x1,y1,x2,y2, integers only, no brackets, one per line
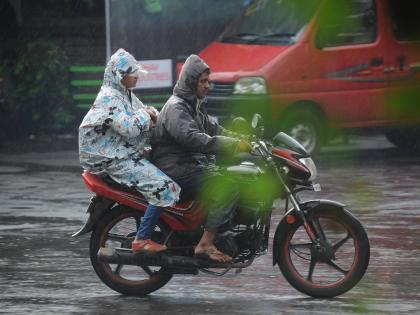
107,232,131,243
113,263,123,275
100,215,165,282
288,215,355,286
141,265,155,276
277,207,370,298
90,207,172,295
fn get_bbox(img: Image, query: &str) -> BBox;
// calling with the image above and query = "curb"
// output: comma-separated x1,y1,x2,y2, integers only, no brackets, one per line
0,161,82,173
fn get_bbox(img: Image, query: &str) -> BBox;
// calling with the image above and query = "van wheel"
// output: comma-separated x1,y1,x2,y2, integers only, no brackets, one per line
385,128,420,151
281,109,325,154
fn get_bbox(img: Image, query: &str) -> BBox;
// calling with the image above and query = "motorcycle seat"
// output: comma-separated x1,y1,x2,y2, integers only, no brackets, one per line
84,171,195,212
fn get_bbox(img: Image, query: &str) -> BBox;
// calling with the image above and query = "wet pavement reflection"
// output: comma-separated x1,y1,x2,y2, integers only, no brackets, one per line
1,147,420,314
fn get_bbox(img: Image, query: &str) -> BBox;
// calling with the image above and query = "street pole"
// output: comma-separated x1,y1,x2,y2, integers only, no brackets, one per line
105,0,111,62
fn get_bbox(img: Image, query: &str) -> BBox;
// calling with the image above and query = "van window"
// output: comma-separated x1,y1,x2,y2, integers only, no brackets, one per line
388,0,420,42
221,0,321,45
316,0,377,48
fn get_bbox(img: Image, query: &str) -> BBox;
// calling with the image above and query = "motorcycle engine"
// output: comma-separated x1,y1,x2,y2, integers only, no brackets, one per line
214,232,239,258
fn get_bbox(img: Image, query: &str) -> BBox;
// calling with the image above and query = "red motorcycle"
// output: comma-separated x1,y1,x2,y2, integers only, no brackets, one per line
73,114,370,298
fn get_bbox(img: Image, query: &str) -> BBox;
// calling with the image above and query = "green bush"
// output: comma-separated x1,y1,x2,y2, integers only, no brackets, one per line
1,40,75,138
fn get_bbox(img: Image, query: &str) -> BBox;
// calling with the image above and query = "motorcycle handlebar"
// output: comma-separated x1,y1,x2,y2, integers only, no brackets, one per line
251,140,271,159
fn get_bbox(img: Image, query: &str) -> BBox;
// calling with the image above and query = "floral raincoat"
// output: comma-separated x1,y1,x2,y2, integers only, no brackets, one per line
79,48,180,207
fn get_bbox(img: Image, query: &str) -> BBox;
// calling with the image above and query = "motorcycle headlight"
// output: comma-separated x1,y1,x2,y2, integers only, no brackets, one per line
299,157,317,181
233,77,267,95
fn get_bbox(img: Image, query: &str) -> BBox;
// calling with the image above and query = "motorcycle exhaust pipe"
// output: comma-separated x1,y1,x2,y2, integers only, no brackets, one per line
97,247,232,269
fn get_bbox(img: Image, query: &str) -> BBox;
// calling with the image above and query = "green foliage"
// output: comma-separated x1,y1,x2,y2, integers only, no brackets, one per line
3,40,75,138
386,87,420,121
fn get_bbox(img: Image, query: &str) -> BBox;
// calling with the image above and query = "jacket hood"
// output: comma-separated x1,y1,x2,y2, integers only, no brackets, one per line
103,48,147,91
173,54,210,105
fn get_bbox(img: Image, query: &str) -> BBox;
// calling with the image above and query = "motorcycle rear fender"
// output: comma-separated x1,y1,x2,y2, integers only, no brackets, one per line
272,199,345,266
72,195,115,237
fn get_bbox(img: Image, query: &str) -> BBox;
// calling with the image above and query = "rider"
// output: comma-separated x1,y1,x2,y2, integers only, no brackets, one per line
79,48,180,253
151,54,252,263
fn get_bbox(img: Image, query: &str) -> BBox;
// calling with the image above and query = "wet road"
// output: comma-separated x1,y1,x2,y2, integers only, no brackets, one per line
1,146,420,314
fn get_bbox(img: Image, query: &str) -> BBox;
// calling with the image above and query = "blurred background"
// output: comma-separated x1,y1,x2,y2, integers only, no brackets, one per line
1,0,419,154
1,2,420,313
0,0,245,144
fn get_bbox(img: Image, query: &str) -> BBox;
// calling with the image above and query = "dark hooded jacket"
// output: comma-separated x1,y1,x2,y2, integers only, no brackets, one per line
151,55,239,179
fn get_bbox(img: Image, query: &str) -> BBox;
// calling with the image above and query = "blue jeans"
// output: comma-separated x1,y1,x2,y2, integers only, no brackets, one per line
136,205,165,239
175,168,238,233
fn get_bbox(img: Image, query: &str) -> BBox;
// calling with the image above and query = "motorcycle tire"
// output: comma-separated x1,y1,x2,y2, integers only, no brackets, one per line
90,205,172,296
276,207,370,298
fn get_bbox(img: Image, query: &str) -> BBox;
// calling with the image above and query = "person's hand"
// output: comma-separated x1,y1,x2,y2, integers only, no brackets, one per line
237,139,253,152
144,105,159,113
144,107,157,123
149,118,156,129
145,105,157,113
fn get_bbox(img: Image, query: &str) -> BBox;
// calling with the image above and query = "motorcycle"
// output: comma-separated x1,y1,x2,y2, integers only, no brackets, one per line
73,114,370,298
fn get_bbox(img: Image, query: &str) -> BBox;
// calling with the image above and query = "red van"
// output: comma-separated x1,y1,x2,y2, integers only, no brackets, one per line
199,0,420,153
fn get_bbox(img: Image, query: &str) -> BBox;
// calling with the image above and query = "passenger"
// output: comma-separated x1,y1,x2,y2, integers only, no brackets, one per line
151,54,252,263
79,48,180,252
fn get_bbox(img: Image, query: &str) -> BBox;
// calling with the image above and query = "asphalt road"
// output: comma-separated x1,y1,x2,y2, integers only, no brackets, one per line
0,142,420,314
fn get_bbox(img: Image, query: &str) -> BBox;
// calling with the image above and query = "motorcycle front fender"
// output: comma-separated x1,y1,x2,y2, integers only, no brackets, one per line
272,199,346,266
72,195,114,237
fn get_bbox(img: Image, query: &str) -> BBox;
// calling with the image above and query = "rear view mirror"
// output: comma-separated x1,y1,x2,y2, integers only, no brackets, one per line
251,113,262,129
251,113,264,137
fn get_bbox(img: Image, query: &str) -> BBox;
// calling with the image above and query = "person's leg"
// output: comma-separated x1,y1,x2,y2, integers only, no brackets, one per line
203,176,239,235
179,170,239,262
105,157,180,252
136,204,165,240
132,204,166,251
106,157,180,207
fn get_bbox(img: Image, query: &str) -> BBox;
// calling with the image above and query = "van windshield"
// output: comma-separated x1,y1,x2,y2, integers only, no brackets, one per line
221,0,321,45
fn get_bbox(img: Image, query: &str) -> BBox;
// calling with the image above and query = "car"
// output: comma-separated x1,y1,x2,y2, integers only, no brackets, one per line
198,0,420,153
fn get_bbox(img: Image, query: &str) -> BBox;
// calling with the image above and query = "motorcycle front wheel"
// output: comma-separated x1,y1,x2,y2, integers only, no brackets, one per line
90,205,172,296
276,206,370,298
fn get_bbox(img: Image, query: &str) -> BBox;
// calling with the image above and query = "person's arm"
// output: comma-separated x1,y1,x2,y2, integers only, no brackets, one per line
132,93,159,125
108,96,152,138
164,105,238,154
217,124,241,138
203,112,253,152
204,112,246,139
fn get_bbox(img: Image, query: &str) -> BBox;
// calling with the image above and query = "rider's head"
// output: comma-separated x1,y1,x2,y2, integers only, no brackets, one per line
105,48,147,89
196,69,210,99
174,54,210,103
121,74,139,89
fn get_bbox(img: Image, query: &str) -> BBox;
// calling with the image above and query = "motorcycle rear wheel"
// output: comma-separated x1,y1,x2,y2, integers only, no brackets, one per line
277,207,370,298
90,206,172,296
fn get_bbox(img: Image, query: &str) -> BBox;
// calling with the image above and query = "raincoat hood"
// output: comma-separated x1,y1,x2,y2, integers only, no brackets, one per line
173,54,210,105
103,48,147,90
